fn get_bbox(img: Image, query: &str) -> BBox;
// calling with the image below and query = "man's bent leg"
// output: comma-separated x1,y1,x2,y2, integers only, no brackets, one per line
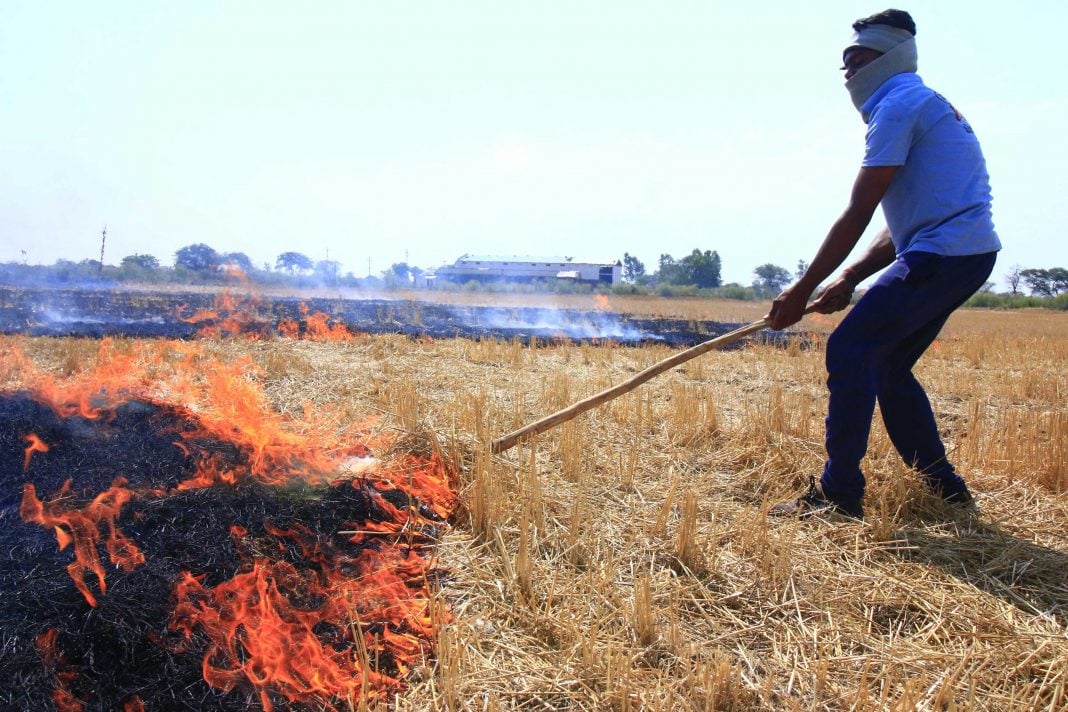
875,251,996,496
820,281,902,503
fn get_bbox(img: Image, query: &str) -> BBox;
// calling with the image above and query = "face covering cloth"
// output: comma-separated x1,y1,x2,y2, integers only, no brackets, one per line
844,33,918,114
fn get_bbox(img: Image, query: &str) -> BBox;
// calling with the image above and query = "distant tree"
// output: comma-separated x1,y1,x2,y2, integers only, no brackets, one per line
121,254,160,271
222,252,255,273
656,253,680,284
1051,267,1068,295
796,259,809,279
753,263,792,297
678,249,722,288
623,253,646,283
1020,268,1067,296
1005,264,1023,295
387,262,412,281
276,251,313,274
314,259,341,286
175,243,221,272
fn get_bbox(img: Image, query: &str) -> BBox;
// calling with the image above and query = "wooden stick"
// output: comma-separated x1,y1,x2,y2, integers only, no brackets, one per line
491,310,812,454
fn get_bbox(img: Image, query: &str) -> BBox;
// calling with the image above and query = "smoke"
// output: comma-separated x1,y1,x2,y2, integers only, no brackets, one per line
1,285,773,347
471,306,657,342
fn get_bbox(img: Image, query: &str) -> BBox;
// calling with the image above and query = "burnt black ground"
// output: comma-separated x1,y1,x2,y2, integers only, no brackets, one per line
0,395,426,711
0,285,776,347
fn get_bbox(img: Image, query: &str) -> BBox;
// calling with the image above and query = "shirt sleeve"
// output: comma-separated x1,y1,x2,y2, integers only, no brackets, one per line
862,99,914,167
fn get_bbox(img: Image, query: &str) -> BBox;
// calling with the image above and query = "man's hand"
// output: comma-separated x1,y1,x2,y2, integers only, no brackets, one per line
766,283,812,330
811,271,859,314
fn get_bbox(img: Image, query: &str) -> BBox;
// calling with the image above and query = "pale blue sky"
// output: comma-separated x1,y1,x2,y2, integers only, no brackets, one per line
3,2,1064,287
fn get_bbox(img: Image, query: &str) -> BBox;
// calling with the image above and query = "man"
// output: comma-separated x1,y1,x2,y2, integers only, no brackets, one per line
766,9,1001,519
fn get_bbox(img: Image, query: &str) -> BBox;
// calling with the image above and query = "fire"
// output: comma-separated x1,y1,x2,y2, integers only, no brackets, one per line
20,478,145,608
303,304,356,341
177,290,357,341
35,629,84,712
177,291,268,339
807,312,836,330
593,294,610,311
4,336,456,708
169,518,438,711
218,263,250,282
23,432,49,470
171,561,369,711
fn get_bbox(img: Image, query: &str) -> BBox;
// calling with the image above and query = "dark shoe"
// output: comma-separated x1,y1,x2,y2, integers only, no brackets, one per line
928,479,975,508
769,478,863,520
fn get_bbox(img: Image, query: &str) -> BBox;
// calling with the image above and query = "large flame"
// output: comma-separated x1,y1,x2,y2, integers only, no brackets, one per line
177,291,357,341
5,335,455,709
20,478,145,608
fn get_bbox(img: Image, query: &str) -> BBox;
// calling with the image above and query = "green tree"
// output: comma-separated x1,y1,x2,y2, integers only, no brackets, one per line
276,251,313,273
678,249,722,288
622,252,646,283
389,262,411,280
223,252,255,273
1051,267,1068,294
175,243,221,272
1020,268,1067,296
121,254,160,271
752,263,792,297
656,253,680,285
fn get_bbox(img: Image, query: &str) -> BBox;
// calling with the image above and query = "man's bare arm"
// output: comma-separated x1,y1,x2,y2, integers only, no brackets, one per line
811,227,897,312
766,165,898,329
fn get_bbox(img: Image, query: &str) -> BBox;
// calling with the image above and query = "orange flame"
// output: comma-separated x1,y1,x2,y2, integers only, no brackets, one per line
5,336,456,705
303,308,355,341
593,294,610,311
35,628,85,712
807,312,836,330
176,291,357,341
217,263,250,282
177,292,269,339
23,432,49,471
169,557,418,710
20,478,145,607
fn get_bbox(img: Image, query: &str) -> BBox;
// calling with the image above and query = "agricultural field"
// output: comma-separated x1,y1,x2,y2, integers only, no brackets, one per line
1,292,1064,710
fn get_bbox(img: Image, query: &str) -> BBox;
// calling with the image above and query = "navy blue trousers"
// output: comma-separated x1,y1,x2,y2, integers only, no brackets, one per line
820,250,997,503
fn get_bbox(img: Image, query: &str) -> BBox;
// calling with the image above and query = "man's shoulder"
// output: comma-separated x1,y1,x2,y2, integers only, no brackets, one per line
879,74,935,108
869,75,943,123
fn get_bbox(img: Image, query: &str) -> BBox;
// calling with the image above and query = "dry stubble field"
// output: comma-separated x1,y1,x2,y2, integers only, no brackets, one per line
7,294,1067,710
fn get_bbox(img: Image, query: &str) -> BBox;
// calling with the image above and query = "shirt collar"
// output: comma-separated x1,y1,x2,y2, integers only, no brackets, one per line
861,72,922,123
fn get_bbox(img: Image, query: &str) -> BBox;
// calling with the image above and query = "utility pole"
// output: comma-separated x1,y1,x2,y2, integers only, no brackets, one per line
99,225,107,273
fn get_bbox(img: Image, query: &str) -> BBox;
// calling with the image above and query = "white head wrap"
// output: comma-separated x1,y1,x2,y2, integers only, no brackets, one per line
844,25,918,116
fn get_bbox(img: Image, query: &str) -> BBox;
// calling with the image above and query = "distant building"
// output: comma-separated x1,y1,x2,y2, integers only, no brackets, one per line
432,255,622,285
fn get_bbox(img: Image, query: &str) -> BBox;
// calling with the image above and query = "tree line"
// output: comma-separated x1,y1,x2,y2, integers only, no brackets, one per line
623,251,810,298
1,243,1065,308
1,243,392,290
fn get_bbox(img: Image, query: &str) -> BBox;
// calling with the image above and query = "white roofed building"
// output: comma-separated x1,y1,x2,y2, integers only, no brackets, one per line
432,255,622,285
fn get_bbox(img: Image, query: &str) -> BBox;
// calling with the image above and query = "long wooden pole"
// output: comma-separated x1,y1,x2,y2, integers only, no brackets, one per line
491,309,812,454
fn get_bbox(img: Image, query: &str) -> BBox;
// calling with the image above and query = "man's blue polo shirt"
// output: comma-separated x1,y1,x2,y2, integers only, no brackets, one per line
861,73,1001,257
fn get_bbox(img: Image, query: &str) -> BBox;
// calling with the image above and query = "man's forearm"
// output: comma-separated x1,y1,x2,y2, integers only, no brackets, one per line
839,227,896,285
795,210,872,293
795,166,898,294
